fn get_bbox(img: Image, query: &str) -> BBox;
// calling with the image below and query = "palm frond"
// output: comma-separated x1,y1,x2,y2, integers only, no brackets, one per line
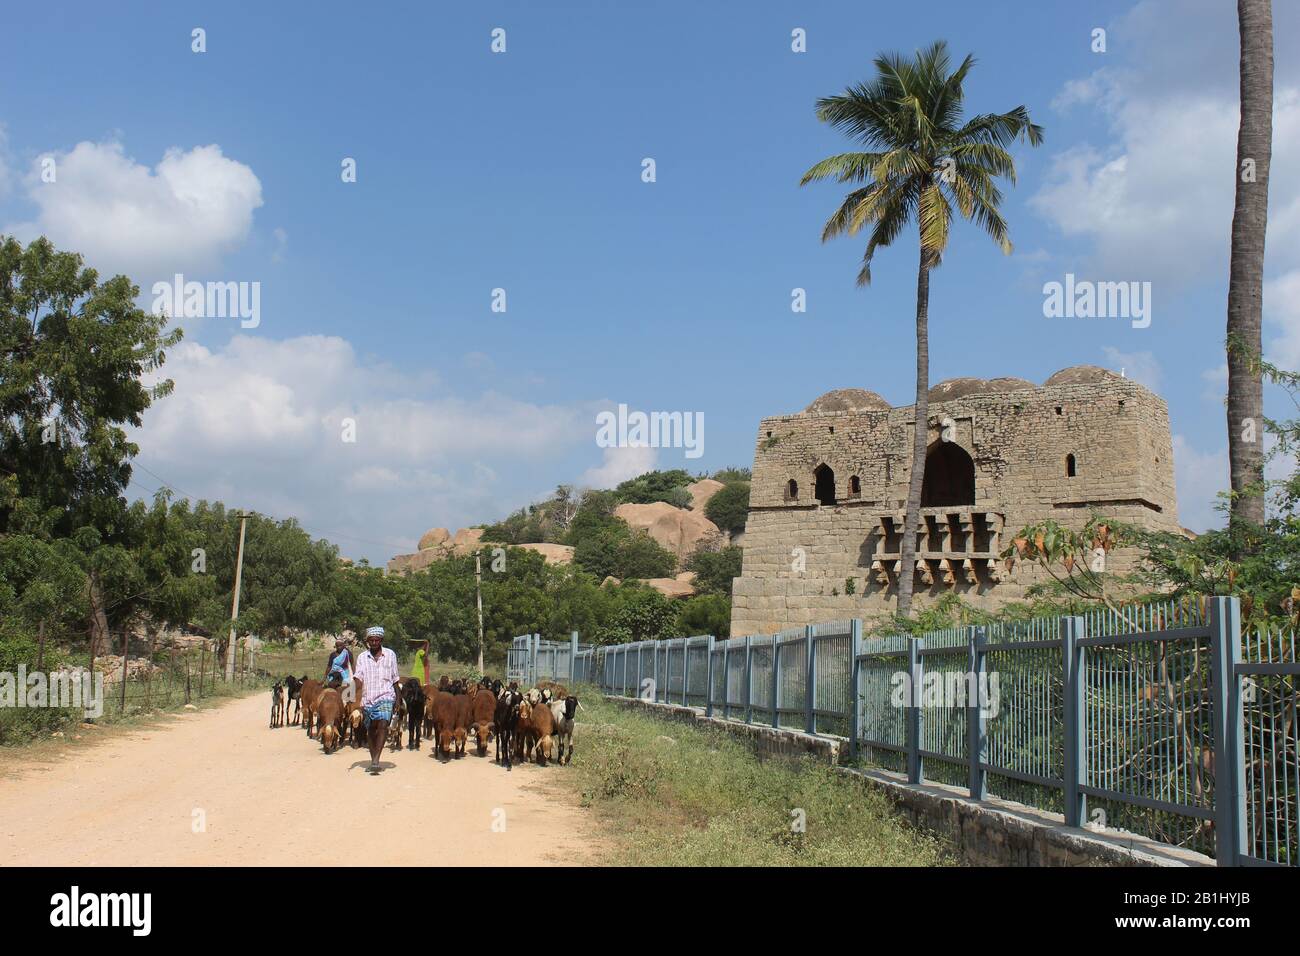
820,184,885,241
799,152,887,186
857,185,918,285
918,183,952,255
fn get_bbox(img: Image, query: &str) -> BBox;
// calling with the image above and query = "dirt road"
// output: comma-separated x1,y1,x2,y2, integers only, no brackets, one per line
0,693,597,866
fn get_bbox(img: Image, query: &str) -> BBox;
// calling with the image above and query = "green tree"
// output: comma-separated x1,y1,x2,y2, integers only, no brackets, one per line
614,469,693,507
594,585,679,645
572,524,676,581
0,235,183,651
676,593,731,639
801,42,1042,618
684,546,742,596
705,481,750,535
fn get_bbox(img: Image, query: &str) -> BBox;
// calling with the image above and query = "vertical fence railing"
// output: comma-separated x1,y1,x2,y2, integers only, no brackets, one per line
1239,620,1299,865
518,596,1291,866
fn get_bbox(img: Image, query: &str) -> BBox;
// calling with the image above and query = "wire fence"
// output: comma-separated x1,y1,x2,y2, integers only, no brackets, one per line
513,596,1297,867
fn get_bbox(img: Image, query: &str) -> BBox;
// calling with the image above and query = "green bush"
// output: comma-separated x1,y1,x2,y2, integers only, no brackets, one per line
684,546,742,596
676,593,732,638
705,481,750,535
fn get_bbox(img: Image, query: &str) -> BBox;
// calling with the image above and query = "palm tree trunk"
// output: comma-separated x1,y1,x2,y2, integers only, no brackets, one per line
897,244,933,618
1226,0,1272,532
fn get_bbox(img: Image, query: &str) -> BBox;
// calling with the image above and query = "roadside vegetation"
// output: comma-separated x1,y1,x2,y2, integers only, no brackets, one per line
563,693,953,867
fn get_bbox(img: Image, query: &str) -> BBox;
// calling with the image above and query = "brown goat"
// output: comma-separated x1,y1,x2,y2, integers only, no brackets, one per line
514,699,535,762
537,680,568,700
315,688,345,753
535,676,566,697
341,677,365,746
452,692,472,756
529,695,555,765
469,687,495,756
422,684,438,738
299,679,325,738
431,690,459,758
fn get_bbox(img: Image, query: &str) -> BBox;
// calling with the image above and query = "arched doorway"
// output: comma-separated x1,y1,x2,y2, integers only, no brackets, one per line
814,463,836,505
921,442,975,507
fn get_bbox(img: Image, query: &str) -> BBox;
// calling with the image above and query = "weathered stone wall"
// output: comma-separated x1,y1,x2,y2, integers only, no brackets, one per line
732,369,1182,635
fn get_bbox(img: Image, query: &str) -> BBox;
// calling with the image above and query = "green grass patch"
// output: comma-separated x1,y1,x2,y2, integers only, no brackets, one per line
565,692,955,866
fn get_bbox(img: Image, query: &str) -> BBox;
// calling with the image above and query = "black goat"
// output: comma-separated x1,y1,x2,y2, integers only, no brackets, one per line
494,690,522,770
401,678,426,750
284,674,308,725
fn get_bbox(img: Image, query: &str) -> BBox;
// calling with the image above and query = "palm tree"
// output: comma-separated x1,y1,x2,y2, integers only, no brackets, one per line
1226,0,1272,535
801,41,1042,619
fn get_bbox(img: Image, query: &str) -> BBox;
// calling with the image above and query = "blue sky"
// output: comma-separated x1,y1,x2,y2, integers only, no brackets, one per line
2,0,1297,563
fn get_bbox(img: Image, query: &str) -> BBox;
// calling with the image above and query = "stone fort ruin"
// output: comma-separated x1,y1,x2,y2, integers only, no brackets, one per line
730,366,1182,635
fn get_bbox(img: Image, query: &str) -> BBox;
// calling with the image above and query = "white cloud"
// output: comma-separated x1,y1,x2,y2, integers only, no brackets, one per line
1201,363,1228,404
1173,430,1295,534
1264,269,1300,369
579,445,659,490
1100,346,1162,392
131,334,609,563
6,140,262,278
1032,3,1300,286
1172,434,1228,533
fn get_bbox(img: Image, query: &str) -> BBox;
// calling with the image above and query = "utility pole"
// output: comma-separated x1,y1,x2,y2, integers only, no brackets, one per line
226,512,250,682
475,550,485,673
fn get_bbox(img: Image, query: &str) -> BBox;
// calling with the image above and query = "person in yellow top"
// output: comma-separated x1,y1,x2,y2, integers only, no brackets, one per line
411,640,430,684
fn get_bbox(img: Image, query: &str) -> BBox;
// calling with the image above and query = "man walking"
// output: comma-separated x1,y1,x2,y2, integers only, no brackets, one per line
353,625,402,773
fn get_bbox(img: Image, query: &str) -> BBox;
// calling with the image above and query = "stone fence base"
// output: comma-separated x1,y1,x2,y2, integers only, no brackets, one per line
604,695,1214,868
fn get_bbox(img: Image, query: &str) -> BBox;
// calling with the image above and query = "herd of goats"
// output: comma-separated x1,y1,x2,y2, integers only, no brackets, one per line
268,674,580,768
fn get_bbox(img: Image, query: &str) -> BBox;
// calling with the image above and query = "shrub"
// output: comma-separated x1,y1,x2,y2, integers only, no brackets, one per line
705,481,750,535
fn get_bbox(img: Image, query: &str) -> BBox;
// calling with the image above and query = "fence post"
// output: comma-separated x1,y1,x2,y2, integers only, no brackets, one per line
705,635,716,717
804,626,816,734
529,633,539,687
570,631,578,685
1210,596,1246,866
676,639,686,707
1061,615,1086,828
771,637,781,728
683,640,691,706
744,635,753,724
907,637,922,784
721,639,730,720
967,625,988,800
651,641,659,702
849,620,862,762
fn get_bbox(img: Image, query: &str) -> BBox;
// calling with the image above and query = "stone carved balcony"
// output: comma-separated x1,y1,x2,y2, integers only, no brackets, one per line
868,508,1005,587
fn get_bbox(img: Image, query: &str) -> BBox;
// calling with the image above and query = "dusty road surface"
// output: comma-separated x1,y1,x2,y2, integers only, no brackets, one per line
0,693,598,866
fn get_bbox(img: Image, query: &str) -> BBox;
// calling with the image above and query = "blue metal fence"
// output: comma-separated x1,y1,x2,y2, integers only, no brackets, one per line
522,597,1297,866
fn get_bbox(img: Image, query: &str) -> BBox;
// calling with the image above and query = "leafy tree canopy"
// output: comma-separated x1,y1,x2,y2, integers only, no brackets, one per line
705,481,750,535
